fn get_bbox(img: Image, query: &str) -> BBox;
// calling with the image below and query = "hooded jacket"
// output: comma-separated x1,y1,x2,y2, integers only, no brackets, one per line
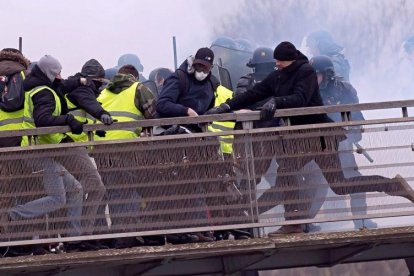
65,74,109,120
23,65,80,127
0,49,30,76
103,73,156,119
227,52,332,126
0,49,30,147
156,59,215,118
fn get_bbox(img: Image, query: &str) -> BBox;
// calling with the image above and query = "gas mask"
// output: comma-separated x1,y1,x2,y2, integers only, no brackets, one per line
195,71,208,81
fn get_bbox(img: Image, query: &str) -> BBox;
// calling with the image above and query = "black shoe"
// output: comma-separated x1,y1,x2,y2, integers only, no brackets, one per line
166,234,199,244
65,241,100,253
32,245,50,255
144,236,165,246
193,232,215,243
89,240,110,250
232,229,251,240
112,237,139,249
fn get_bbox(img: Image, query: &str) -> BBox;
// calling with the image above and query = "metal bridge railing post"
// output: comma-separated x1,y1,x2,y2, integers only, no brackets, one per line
242,120,262,238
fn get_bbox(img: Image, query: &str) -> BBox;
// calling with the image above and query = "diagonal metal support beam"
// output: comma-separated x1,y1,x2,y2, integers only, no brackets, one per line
319,243,377,267
222,250,278,275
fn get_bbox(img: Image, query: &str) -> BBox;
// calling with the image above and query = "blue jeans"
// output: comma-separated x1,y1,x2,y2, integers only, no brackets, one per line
8,158,83,237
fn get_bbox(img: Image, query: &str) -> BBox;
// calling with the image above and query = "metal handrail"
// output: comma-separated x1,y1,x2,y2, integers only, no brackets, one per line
0,99,413,138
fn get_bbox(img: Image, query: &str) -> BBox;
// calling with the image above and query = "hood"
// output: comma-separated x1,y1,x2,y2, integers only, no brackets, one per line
0,49,30,68
0,60,26,76
37,55,62,83
23,65,53,91
81,59,105,78
106,73,137,94
177,58,211,82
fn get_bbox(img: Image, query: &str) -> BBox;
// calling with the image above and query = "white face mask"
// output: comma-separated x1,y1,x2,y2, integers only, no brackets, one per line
195,71,208,81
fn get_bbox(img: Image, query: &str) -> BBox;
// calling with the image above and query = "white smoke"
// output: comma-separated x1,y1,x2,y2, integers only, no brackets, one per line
209,0,414,105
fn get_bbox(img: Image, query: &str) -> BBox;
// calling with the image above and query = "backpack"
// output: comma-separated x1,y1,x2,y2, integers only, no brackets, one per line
0,71,25,112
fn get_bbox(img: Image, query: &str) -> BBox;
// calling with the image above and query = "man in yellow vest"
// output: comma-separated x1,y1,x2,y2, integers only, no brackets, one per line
0,48,30,253
94,64,156,249
0,48,30,147
6,55,103,252
63,59,115,250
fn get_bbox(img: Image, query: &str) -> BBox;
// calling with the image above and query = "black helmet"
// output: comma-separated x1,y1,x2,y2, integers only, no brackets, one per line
247,47,274,68
310,55,335,75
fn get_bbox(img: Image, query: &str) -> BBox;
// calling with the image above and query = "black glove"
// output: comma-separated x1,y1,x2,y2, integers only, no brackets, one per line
100,113,113,125
204,103,231,115
95,130,106,137
66,114,84,135
260,97,277,121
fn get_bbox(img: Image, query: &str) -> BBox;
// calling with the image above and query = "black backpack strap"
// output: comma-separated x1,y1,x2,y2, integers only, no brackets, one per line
209,74,220,92
177,69,189,95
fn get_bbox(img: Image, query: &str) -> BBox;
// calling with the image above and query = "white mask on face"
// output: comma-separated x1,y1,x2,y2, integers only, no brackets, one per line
195,71,208,81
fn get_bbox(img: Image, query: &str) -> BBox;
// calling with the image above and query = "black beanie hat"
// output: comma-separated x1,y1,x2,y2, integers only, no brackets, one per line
273,41,298,61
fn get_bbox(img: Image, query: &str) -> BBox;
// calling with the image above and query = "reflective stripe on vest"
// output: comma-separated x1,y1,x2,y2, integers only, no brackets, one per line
95,82,144,141
21,85,65,146
0,71,25,131
207,85,235,155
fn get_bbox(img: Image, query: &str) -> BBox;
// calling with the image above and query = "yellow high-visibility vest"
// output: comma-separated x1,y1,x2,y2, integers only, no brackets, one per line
208,85,235,155
22,85,65,146
65,95,95,142
95,82,144,141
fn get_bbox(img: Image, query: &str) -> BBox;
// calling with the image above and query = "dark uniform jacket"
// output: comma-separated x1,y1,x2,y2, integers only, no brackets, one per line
227,52,332,126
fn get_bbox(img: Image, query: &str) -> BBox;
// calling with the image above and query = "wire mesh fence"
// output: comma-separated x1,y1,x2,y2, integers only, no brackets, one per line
1,118,414,246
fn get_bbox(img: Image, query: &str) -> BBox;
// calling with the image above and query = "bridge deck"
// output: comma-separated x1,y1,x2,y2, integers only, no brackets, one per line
2,226,414,276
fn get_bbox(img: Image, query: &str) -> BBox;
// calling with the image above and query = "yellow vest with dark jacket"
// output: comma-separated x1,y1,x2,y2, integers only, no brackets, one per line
21,85,65,146
65,95,95,142
0,71,25,132
95,82,144,141
208,85,235,155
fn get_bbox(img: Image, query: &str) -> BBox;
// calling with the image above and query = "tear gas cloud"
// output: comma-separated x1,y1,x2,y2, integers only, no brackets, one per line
209,0,414,105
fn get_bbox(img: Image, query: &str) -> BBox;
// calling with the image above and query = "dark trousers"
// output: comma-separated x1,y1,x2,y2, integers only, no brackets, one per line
254,128,403,220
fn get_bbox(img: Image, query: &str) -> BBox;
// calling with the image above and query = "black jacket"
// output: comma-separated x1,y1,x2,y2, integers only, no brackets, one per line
23,65,80,127
65,73,109,119
227,52,332,126
156,60,215,118
0,51,29,147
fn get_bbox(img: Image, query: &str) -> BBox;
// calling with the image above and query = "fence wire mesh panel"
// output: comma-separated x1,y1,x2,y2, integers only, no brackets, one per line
1,120,414,246
254,122,414,226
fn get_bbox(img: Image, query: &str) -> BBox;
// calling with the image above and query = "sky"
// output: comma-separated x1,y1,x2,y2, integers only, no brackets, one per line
2,0,414,105
1,0,235,78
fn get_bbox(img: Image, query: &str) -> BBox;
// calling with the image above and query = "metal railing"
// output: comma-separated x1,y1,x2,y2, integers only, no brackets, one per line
1,100,414,247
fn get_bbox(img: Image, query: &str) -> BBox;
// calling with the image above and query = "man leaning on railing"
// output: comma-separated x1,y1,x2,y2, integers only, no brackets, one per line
206,41,414,235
